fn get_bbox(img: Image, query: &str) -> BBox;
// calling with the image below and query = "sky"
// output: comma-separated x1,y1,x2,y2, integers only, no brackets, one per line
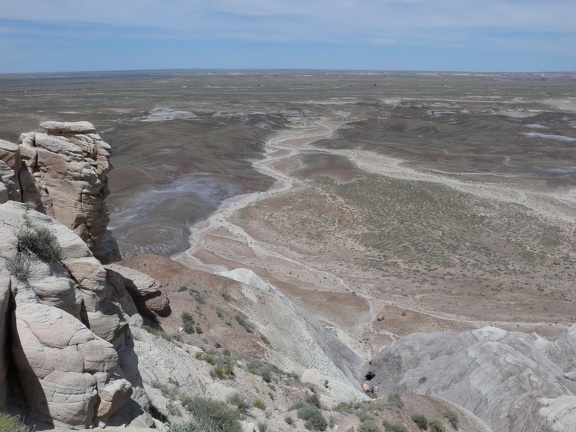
0,0,575,73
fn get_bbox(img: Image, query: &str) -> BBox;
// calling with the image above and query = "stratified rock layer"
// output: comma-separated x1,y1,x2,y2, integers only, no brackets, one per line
0,121,120,263
0,201,160,427
367,326,576,432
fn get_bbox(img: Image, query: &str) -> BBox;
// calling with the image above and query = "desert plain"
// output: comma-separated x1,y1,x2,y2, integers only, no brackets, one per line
2,69,576,361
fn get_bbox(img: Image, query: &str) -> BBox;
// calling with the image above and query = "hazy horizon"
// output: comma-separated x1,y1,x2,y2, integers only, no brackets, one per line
1,0,575,74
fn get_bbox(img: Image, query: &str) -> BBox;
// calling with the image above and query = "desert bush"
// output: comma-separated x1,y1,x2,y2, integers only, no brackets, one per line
429,419,446,432
306,391,321,408
181,312,195,334
382,421,407,432
0,413,29,432
296,403,328,431
285,415,294,425
358,418,382,432
235,314,254,333
227,393,250,413
387,393,403,409
411,414,428,430
442,411,458,429
257,422,268,432
253,398,266,410
178,285,188,292
6,252,31,281
17,223,61,263
180,397,242,432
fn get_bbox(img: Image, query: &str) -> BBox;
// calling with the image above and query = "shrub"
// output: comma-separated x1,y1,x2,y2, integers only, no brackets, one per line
257,422,268,432
178,285,188,292
17,224,61,263
195,325,203,334
411,414,428,430
235,314,254,333
306,391,321,408
358,419,382,432
227,393,250,414
442,411,458,429
296,403,328,431
6,252,31,281
429,419,446,432
0,413,29,432
387,393,404,409
180,397,242,432
382,421,407,432
285,416,294,425
181,312,195,334
253,398,266,410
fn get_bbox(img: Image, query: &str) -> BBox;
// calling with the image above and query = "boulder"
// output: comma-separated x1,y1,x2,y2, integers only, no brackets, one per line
12,303,132,427
105,264,171,318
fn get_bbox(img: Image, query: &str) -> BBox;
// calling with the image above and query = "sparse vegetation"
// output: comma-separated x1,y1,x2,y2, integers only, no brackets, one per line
6,252,31,281
253,398,266,410
429,418,446,432
358,418,382,432
16,223,61,263
235,314,254,333
227,393,250,414
442,410,458,429
174,397,243,432
294,402,328,431
387,393,403,409
382,421,408,432
181,311,195,334
411,413,428,430
0,413,29,432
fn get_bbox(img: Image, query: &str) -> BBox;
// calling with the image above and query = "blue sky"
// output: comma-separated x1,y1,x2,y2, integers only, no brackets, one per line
0,0,575,73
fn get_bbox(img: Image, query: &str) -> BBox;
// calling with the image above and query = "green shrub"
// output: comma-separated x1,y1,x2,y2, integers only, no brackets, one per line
227,393,250,414
17,224,61,263
358,419,382,432
285,416,294,425
0,413,29,432
429,419,446,432
180,397,242,432
257,422,268,432
411,414,428,430
387,393,403,409
181,312,195,334
442,411,458,429
195,325,203,334
297,403,328,431
178,285,188,292
306,391,321,408
253,398,266,410
382,421,407,432
235,314,254,333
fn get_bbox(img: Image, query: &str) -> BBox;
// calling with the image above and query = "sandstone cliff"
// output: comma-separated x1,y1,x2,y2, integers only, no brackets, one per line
0,121,120,263
0,200,168,428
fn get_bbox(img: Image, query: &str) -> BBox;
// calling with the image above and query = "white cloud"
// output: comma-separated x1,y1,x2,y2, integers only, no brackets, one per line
1,0,575,50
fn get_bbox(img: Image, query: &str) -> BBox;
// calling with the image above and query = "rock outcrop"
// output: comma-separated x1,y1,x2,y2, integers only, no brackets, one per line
0,121,120,263
367,326,576,432
0,201,162,427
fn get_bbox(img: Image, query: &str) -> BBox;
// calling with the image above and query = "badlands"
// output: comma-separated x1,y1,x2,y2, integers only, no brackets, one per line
1,70,576,431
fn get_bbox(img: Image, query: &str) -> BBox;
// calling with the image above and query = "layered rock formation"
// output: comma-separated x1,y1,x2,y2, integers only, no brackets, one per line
366,325,576,431
0,121,174,428
0,121,120,263
0,201,157,427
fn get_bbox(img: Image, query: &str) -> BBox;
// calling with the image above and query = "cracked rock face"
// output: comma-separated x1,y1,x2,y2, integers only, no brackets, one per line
0,201,161,427
0,121,120,263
